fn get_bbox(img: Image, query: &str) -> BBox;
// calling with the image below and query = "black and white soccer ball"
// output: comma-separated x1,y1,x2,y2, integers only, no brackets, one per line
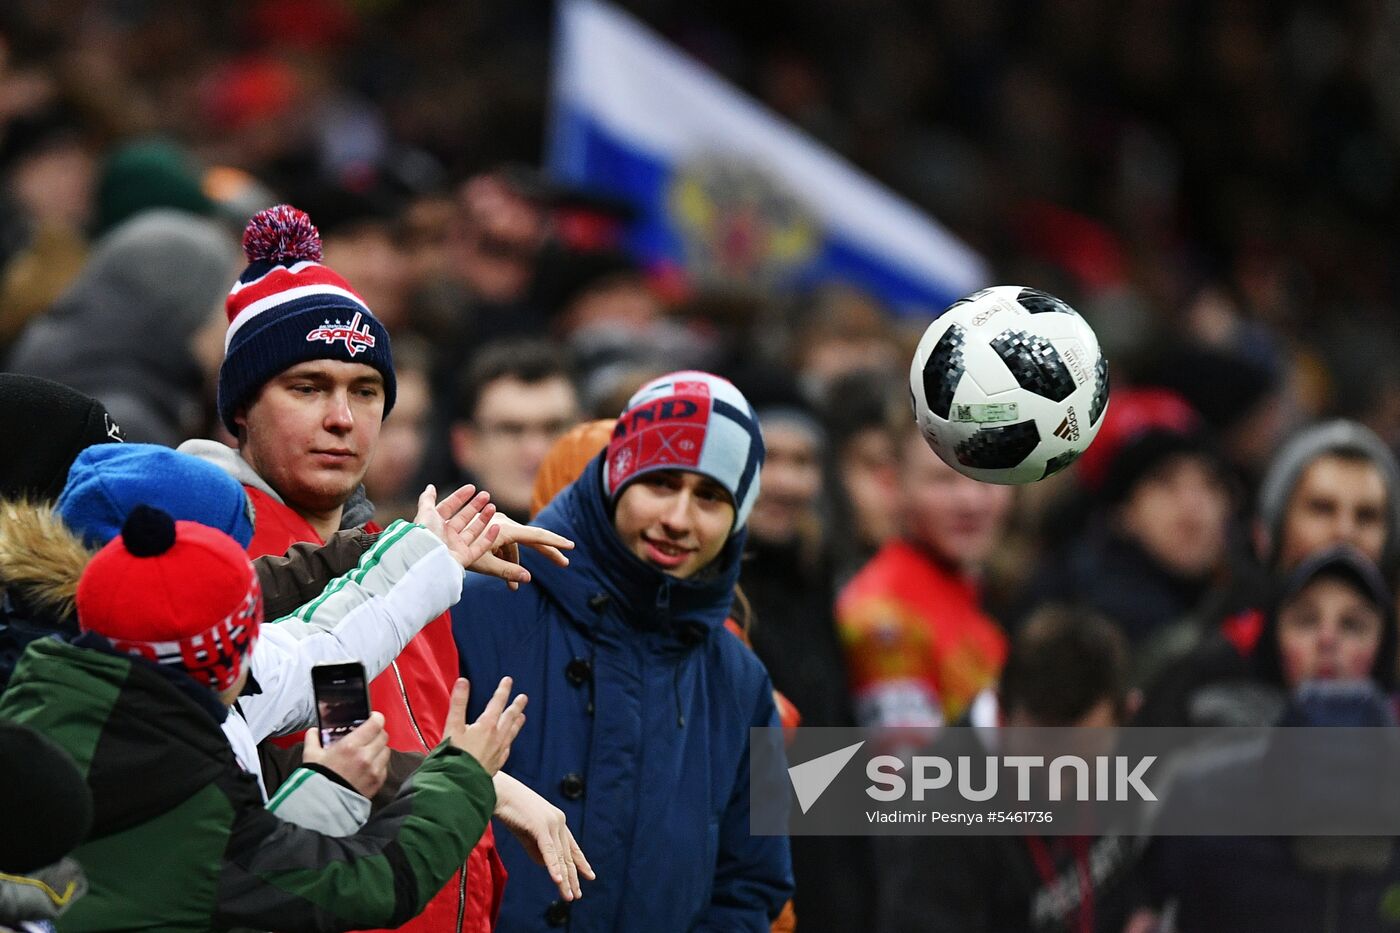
910,286,1109,485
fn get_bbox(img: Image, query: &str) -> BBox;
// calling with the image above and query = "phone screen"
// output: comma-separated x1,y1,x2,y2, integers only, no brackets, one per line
313,662,370,746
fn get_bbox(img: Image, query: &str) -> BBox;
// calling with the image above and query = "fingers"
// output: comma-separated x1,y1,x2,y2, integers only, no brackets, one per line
470,551,532,586
476,676,514,726
340,711,386,748
484,693,527,773
436,483,479,521
570,833,596,881
363,720,389,758
496,694,528,747
416,484,438,521
560,825,582,899
456,507,500,565
500,524,574,550
438,677,471,745
446,491,492,537
491,523,574,566
508,526,574,566
446,505,502,572
371,742,391,778
457,681,526,774
535,545,569,567
452,497,494,539
537,827,561,883
493,540,522,568
303,726,323,757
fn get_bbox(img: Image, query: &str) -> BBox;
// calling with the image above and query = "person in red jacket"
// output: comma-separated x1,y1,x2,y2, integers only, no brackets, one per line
837,425,1014,728
181,204,586,933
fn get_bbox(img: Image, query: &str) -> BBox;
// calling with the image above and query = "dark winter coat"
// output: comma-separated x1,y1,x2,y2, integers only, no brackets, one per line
739,536,874,933
1143,685,1400,932
0,635,495,932
452,454,794,932
873,719,1139,933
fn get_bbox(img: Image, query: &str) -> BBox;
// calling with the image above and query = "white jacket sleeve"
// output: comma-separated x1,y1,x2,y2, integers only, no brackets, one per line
221,708,370,838
266,766,372,837
238,519,464,744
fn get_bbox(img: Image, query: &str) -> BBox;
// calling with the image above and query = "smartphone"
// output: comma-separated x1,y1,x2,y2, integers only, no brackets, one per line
312,661,371,746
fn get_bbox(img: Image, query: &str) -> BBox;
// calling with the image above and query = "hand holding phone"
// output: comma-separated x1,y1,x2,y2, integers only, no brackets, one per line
313,661,371,746
307,661,388,798
303,711,389,799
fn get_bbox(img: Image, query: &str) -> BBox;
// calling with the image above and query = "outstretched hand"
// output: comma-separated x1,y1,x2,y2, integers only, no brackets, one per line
472,515,574,591
494,772,596,901
416,483,502,570
443,677,527,776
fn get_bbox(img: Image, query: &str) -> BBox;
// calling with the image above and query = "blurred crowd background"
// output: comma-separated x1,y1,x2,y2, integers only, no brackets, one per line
5,0,1400,929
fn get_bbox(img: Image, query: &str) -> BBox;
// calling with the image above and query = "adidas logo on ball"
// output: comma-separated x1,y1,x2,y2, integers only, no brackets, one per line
1053,407,1080,442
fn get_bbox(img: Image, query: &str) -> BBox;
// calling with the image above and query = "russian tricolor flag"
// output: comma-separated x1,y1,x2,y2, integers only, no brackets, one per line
548,0,990,317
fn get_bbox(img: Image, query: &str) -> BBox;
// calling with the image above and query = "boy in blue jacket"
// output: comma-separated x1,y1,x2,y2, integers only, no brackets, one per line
453,370,794,931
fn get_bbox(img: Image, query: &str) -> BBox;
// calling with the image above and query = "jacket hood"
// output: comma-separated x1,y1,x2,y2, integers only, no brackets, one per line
1253,545,1399,691
526,453,745,642
178,438,282,502
0,637,232,840
0,499,90,628
5,210,239,400
177,438,376,530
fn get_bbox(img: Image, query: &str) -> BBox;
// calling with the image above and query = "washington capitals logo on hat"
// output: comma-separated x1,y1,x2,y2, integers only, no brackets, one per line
306,311,377,357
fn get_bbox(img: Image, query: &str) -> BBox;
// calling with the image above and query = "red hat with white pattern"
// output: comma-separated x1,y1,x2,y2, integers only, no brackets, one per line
76,505,262,693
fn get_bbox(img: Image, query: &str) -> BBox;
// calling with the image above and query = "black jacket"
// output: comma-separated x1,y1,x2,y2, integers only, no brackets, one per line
740,536,874,933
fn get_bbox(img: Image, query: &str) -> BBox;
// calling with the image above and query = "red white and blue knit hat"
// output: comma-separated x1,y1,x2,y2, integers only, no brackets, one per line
603,370,765,534
76,505,262,693
216,205,395,434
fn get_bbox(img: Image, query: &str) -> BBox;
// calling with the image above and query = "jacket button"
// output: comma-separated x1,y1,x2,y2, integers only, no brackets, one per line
560,772,585,800
565,657,592,686
545,898,570,926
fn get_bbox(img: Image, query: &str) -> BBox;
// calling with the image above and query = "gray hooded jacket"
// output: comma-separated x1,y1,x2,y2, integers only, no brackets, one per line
5,210,239,446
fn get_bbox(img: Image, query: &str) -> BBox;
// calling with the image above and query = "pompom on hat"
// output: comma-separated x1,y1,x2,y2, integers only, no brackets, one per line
216,205,395,434
76,506,262,693
603,371,765,534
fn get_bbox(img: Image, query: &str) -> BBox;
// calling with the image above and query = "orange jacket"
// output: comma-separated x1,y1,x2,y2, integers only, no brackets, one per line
837,538,1006,727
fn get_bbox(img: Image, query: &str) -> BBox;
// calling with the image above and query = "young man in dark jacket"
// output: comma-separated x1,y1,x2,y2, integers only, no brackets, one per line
876,607,1141,933
452,370,794,931
0,505,525,933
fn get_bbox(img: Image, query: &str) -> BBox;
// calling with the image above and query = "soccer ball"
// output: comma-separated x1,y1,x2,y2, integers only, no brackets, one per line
909,286,1108,485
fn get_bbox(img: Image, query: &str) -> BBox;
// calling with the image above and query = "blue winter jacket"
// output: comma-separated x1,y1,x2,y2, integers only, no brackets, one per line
452,454,794,931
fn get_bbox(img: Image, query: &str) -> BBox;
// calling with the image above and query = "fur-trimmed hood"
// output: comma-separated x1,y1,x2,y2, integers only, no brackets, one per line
0,499,92,628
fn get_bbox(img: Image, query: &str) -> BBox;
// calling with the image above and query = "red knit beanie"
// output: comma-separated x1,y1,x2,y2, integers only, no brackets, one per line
76,505,262,693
